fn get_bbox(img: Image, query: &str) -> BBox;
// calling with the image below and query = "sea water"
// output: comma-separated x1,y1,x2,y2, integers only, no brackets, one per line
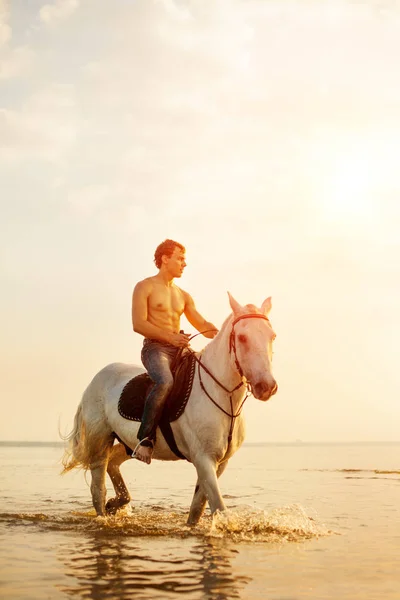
0,442,399,599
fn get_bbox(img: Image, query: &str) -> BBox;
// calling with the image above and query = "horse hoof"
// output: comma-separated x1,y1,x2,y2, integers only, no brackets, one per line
105,497,131,515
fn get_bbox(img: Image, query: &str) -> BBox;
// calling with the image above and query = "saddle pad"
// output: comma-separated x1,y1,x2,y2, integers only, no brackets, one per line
118,351,196,423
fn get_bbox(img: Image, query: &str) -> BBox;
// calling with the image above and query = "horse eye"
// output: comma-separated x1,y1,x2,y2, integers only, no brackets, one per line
238,334,247,343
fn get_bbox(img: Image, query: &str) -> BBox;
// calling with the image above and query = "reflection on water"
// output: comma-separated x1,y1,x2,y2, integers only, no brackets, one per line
57,534,250,600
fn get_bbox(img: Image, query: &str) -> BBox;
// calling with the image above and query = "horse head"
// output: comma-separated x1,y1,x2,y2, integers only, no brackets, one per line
228,292,278,401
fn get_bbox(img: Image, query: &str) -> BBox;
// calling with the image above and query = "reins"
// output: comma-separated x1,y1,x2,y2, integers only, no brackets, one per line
197,356,250,445
186,314,271,450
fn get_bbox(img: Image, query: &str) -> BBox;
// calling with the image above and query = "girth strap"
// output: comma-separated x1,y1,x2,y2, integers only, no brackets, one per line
159,419,188,461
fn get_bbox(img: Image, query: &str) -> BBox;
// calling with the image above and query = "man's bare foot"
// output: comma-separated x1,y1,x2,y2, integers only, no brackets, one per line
132,439,154,465
134,445,153,464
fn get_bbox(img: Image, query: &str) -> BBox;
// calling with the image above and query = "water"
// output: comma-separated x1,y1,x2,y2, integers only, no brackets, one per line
1,442,399,599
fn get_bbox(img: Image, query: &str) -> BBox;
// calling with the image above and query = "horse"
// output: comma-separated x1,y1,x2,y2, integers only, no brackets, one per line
62,293,278,525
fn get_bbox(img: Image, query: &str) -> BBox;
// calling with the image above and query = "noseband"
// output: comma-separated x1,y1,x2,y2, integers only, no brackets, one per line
229,313,272,378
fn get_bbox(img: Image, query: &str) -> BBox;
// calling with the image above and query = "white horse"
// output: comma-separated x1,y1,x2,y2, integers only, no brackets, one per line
62,293,278,525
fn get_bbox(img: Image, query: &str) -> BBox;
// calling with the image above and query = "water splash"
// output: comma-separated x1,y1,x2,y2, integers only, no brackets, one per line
210,504,332,542
0,503,332,542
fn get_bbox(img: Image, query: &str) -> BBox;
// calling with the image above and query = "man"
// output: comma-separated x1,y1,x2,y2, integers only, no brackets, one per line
131,239,218,464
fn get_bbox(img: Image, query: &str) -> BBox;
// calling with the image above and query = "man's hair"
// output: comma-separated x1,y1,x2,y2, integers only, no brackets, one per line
154,239,185,269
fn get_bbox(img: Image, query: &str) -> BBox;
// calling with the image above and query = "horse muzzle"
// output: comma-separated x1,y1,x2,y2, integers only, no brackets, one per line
252,379,278,401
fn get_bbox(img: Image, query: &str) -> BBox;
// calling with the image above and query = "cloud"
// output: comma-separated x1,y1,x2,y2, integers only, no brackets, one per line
0,45,34,79
0,2,35,78
2,0,400,233
39,0,79,25
0,84,76,162
0,0,11,46
67,184,111,218
66,182,152,233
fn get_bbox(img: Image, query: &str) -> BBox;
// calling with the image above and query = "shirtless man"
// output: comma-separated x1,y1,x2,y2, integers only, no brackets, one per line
131,239,218,464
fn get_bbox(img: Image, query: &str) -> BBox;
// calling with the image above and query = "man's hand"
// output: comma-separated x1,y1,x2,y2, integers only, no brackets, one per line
168,332,191,347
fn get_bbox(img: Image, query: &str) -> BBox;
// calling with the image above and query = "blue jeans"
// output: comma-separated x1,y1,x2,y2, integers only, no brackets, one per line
137,338,180,442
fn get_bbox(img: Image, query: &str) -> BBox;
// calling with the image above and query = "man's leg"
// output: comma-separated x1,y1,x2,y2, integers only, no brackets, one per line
135,342,177,464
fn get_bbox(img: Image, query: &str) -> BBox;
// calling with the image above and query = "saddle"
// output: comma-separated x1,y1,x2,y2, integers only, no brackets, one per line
117,349,196,459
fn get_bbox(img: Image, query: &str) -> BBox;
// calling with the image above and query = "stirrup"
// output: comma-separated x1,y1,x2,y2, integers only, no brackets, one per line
132,437,154,458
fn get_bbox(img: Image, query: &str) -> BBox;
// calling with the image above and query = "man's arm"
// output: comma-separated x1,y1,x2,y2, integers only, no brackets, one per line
183,292,218,339
132,281,189,346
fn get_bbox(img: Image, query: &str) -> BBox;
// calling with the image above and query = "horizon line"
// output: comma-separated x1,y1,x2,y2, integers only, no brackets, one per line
1,440,400,447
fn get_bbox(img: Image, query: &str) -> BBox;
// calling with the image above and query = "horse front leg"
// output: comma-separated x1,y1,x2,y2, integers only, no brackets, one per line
105,443,132,515
187,460,229,526
189,457,227,523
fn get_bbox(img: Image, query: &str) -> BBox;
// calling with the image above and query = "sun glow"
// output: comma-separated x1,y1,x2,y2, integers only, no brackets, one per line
311,131,399,231
321,154,375,223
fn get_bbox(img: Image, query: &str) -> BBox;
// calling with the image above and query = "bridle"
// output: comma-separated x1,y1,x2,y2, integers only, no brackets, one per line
229,313,272,378
188,313,272,452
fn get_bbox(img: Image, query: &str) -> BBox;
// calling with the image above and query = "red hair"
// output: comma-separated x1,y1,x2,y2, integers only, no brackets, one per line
154,239,185,269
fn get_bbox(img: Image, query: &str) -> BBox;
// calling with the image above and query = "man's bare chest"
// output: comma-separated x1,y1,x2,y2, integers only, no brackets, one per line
148,287,185,315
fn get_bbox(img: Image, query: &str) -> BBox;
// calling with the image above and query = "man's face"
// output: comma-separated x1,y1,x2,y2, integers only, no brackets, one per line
165,247,186,277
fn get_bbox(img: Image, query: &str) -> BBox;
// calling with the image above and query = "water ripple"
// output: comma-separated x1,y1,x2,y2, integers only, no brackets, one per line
56,535,250,599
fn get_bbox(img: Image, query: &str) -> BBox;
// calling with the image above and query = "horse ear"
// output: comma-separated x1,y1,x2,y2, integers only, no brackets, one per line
261,296,272,316
227,292,243,316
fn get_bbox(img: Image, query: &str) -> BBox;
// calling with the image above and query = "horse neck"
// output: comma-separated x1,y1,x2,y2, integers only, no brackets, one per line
199,316,245,408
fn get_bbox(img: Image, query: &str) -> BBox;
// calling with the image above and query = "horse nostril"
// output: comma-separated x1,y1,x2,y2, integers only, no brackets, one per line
254,380,278,399
254,381,269,398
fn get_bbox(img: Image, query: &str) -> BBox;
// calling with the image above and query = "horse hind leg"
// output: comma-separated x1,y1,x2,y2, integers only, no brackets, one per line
90,447,112,517
105,443,132,515
187,460,229,526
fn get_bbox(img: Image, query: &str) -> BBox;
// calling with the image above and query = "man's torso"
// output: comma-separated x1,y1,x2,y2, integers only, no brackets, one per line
146,277,186,334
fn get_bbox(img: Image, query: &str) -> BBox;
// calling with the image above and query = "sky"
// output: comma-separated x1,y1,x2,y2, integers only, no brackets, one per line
1,0,400,443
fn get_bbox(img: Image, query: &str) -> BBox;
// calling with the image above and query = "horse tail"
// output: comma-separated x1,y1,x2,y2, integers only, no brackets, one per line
61,381,113,474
